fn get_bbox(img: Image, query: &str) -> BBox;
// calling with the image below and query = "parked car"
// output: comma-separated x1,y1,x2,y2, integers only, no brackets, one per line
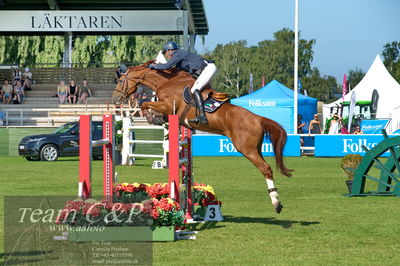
18,121,104,161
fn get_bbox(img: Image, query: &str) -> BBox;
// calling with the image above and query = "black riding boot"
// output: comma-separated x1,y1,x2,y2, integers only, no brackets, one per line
189,89,208,125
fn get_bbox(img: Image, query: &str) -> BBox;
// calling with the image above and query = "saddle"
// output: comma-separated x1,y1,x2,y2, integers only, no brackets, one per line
182,86,229,113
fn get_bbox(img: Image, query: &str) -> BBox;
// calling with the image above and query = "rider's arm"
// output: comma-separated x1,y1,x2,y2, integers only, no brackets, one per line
153,51,183,70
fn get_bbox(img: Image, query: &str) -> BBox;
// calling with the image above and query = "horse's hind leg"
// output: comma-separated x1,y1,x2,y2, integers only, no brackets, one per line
231,135,283,213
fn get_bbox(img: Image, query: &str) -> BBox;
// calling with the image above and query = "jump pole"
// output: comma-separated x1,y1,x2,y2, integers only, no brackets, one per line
168,114,193,220
79,115,92,199
79,114,115,201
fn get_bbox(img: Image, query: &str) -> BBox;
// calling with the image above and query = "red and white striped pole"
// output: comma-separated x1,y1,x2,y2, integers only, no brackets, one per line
102,114,115,201
79,115,92,199
168,114,193,220
168,115,180,203
79,114,114,201
181,125,193,220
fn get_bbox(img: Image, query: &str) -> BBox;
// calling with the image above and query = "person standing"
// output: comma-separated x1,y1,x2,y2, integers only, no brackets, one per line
297,114,306,146
147,41,217,124
328,113,341,134
308,114,323,134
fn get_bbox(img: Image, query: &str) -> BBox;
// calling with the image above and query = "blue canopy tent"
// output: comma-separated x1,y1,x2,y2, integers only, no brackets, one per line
230,80,317,134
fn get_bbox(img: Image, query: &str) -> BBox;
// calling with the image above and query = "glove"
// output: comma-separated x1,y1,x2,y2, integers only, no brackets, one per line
147,63,155,69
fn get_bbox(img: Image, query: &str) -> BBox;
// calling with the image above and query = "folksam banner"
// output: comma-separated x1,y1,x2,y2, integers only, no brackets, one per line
360,119,389,134
192,135,300,157
314,135,392,157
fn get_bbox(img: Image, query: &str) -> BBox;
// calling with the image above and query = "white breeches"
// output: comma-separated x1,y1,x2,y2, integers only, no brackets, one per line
191,62,217,93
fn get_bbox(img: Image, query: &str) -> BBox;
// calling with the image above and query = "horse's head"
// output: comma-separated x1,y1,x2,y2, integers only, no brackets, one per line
112,61,154,105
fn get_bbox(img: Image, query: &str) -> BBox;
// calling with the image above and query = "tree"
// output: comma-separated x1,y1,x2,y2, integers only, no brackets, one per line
302,68,337,102
255,28,315,87
204,28,318,98
0,35,182,67
206,40,250,97
347,68,365,89
35,36,64,65
382,41,400,82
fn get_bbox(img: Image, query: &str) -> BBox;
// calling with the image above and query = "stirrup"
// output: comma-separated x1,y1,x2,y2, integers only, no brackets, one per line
189,116,208,125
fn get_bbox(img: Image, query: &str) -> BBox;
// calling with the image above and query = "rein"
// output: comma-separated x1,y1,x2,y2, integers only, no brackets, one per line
114,67,156,102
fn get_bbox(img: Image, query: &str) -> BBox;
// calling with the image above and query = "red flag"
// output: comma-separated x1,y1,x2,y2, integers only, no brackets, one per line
262,75,265,87
342,74,348,101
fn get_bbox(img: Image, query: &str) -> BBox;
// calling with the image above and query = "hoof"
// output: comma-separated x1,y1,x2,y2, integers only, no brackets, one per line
274,202,283,214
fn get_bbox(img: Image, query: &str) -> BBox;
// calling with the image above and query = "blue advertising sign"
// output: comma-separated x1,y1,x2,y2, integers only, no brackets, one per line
192,135,300,157
314,135,390,157
360,119,389,134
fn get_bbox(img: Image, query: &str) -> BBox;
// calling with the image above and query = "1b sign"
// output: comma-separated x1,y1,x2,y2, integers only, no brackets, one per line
204,205,223,222
152,161,163,169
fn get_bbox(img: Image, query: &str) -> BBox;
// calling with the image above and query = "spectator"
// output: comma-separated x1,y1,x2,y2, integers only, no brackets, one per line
115,67,121,83
67,79,78,104
2,79,13,104
137,85,154,106
22,67,33,91
328,113,341,134
128,93,138,108
12,68,22,83
57,80,68,104
297,114,306,134
13,80,24,104
297,114,306,146
78,79,92,104
353,125,363,134
0,81,4,102
0,111,4,126
308,114,323,134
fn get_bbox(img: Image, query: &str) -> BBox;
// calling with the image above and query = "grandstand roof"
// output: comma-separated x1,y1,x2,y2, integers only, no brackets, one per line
0,0,208,35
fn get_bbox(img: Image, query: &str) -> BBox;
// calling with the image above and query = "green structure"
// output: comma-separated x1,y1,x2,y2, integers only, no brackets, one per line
350,129,400,196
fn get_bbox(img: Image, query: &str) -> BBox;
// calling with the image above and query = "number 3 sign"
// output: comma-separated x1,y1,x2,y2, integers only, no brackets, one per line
204,205,223,221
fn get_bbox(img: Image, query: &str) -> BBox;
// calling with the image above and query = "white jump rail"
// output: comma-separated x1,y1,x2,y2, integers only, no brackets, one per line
121,117,168,166
2,108,141,126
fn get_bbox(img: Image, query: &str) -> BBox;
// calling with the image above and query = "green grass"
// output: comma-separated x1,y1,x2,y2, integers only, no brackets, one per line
0,128,55,156
0,155,399,265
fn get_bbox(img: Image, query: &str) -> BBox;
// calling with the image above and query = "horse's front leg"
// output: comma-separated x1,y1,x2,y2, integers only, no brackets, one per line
141,101,169,114
141,101,169,125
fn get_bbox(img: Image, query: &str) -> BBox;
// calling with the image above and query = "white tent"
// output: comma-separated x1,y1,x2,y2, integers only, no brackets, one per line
323,55,400,133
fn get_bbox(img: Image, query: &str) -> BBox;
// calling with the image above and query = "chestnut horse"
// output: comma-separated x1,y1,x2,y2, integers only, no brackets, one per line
112,62,293,213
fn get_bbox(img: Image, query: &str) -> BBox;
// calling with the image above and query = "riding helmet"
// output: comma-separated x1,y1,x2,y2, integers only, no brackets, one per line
162,41,180,52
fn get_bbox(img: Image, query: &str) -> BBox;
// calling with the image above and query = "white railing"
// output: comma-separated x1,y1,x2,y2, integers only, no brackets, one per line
121,117,168,166
1,107,141,127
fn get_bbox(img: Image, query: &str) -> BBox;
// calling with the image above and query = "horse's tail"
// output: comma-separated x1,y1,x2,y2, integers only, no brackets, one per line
261,117,293,177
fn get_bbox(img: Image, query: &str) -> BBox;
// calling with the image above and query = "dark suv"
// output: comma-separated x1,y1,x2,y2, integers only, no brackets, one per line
18,121,103,161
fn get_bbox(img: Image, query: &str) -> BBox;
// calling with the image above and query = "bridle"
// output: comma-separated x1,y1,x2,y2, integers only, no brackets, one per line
114,67,154,103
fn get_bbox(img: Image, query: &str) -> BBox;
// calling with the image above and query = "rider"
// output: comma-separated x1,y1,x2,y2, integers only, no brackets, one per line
147,41,217,125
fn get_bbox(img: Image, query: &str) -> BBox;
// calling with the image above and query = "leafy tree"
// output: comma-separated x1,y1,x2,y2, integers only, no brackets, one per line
204,28,320,98
382,41,400,82
302,68,337,102
0,35,182,67
206,40,250,97
347,68,365,89
35,36,64,65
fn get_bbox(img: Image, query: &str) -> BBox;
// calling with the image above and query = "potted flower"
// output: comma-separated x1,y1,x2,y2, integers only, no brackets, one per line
58,183,184,242
193,183,222,217
341,154,363,193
